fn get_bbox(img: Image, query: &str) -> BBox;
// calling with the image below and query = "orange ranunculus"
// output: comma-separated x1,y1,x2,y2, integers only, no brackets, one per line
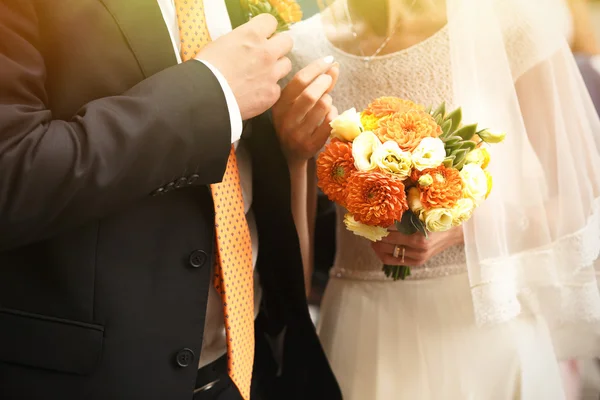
412,165,464,209
317,141,356,205
345,171,408,227
375,110,442,152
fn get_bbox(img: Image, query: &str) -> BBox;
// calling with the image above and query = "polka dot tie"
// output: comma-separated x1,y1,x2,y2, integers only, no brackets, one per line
174,1,254,399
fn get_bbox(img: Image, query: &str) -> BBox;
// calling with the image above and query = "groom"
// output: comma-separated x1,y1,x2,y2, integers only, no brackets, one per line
0,1,340,399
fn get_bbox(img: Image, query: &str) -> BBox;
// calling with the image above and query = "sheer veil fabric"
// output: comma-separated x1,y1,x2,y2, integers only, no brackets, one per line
318,0,600,356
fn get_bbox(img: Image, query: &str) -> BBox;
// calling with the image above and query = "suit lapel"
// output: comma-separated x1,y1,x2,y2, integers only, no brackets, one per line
99,0,177,78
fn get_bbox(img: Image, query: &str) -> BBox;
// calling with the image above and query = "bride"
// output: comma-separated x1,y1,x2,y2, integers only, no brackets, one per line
273,0,600,398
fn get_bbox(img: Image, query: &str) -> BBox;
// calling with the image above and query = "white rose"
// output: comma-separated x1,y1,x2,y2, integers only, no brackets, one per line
407,187,424,215
451,198,476,226
330,108,363,142
344,213,389,242
421,208,454,232
411,137,446,171
460,164,488,203
352,131,382,171
371,141,412,180
465,147,491,169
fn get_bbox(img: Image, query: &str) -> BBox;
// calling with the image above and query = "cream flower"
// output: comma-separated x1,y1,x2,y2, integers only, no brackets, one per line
352,131,382,171
477,129,506,144
344,213,389,242
420,208,454,232
371,141,412,180
418,174,434,187
465,147,491,169
460,164,488,203
451,198,476,226
411,137,446,171
407,187,424,215
330,108,363,142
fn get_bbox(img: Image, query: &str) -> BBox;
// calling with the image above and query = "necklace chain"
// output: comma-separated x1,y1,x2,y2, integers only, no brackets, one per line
343,0,416,64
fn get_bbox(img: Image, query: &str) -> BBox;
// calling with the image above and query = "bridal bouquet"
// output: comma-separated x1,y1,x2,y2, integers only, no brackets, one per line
316,97,505,280
241,0,302,31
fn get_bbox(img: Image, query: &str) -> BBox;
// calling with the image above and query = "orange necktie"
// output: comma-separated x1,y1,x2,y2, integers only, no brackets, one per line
174,1,255,398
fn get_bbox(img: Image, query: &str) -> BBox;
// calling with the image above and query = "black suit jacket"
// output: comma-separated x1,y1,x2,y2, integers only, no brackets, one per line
0,1,341,399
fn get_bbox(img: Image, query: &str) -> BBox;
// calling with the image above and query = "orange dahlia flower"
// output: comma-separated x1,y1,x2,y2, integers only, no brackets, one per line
364,97,424,118
375,110,442,152
317,141,356,205
361,97,425,131
412,165,464,209
345,171,408,227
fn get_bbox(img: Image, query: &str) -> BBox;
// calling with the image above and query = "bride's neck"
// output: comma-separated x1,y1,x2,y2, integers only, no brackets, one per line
346,0,444,36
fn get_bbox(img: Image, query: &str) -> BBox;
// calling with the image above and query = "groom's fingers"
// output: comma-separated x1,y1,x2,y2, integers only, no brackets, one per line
280,56,337,104
266,32,294,60
273,56,293,81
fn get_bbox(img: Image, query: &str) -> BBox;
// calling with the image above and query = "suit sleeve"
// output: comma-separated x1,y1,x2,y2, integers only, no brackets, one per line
0,2,231,250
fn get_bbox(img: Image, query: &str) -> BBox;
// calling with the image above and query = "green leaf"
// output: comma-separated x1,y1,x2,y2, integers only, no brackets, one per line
451,148,470,167
410,212,428,238
432,102,446,119
443,156,455,168
445,107,463,132
458,140,477,152
443,136,462,147
441,119,453,136
395,212,417,235
454,123,478,141
425,105,433,115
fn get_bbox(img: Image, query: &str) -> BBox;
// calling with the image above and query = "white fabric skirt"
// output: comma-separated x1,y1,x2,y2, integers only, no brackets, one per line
317,272,567,400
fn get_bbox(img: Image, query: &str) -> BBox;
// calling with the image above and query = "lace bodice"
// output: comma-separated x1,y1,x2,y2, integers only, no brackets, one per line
288,15,467,280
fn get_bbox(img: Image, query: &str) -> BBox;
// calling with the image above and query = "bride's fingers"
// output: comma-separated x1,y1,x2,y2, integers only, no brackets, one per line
372,241,425,261
299,94,332,134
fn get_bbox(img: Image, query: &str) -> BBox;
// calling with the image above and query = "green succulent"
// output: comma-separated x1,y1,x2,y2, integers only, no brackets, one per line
427,102,478,170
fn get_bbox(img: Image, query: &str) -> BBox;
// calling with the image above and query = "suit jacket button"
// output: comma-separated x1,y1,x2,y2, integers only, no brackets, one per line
188,174,200,185
175,177,188,188
175,348,195,368
189,250,208,268
164,182,175,193
150,187,164,196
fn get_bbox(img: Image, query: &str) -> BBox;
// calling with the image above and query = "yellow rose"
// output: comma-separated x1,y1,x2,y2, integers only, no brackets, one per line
352,131,382,171
465,147,491,169
418,174,434,187
371,141,412,180
407,187,424,215
330,108,363,141
420,208,454,232
344,213,389,242
460,164,488,203
411,137,446,171
485,170,493,199
451,198,476,226
477,129,506,144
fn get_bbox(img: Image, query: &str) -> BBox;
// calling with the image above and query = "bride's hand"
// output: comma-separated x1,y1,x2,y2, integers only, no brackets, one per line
272,56,340,164
371,226,464,266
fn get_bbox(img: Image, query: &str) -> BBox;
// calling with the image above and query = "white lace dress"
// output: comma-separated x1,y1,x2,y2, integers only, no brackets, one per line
288,14,568,400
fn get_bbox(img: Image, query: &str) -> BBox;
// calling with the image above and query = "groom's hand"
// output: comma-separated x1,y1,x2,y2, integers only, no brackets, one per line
195,14,294,120
272,57,340,163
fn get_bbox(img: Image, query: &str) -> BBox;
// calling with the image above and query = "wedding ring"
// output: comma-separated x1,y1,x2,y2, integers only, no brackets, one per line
393,245,406,263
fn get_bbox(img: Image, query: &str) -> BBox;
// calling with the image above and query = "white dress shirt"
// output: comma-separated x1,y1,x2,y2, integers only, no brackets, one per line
156,0,261,368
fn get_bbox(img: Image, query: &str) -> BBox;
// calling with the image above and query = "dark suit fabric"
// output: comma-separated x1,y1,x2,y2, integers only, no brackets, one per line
0,1,341,399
